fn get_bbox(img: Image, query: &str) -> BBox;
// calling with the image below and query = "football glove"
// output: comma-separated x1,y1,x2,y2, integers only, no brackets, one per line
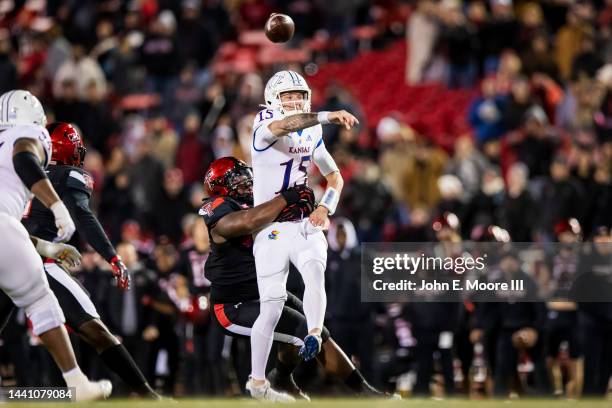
277,185,316,222
35,238,82,269
110,255,131,290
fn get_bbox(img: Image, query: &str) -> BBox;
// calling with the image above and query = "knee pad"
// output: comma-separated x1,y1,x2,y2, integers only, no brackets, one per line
260,282,288,303
25,291,66,336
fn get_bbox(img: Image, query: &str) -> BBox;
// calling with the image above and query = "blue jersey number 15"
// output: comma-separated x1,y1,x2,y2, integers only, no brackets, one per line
276,156,310,193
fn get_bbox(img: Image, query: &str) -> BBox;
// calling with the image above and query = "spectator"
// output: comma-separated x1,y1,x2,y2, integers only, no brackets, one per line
129,137,166,229
79,81,116,155
521,32,558,81
571,33,604,81
502,76,536,131
468,77,507,145
508,105,558,179
0,30,17,95
326,218,375,379
107,33,146,95
538,156,585,239
53,44,107,99
439,2,477,89
555,8,590,81
406,0,439,84
147,242,181,394
100,166,135,244
499,162,538,241
480,0,518,74
152,169,192,244
149,114,179,169
176,1,216,68
445,136,490,201
436,174,465,222
102,242,158,392
140,10,179,104
53,78,87,126
175,112,212,185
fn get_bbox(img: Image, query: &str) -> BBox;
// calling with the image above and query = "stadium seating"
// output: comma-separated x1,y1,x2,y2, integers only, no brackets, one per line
309,41,478,150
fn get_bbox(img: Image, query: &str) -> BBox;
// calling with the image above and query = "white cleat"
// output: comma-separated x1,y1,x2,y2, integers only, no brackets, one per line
246,378,295,403
74,379,113,401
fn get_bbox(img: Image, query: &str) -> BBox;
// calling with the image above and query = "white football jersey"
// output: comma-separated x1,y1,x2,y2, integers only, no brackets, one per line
0,124,51,220
251,108,325,206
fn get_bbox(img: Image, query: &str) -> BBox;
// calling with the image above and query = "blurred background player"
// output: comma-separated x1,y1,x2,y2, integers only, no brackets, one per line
247,69,357,400
543,218,583,398
0,122,158,398
201,157,387,400
0,90,111,400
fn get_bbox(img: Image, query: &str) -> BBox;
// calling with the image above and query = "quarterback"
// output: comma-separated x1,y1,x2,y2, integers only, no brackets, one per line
248,70,358,399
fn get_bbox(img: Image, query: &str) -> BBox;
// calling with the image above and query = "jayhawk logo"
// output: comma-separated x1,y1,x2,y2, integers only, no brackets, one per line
268,230,280,240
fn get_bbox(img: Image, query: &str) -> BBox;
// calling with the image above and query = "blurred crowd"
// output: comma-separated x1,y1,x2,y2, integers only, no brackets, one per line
0,0,610,400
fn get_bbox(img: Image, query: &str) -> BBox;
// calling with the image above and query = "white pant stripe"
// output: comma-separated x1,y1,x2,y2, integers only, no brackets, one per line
224,323,304,347
44,263,100,319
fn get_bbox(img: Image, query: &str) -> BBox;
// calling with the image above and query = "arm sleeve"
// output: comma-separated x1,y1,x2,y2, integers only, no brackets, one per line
63,188,117,262
312,137,339,176
252,109,281,151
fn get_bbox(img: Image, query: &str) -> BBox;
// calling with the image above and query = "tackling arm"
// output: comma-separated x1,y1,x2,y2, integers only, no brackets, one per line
212,186,313,241
212,195,288,241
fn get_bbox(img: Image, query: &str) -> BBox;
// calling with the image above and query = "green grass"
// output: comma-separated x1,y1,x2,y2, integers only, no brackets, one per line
5,398,612,408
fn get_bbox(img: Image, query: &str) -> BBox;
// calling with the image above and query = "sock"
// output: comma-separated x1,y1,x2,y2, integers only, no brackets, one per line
251,300,284,380
99,344,155,396
275,359,297,379
345,369,381,395
299,260,327,332
62,366,87,388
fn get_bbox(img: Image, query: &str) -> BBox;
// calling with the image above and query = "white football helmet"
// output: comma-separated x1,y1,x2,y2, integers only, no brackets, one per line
264,70,311,116
0,90,46,129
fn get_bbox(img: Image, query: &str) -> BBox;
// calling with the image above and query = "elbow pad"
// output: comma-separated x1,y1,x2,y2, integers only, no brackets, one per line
13,151,47,189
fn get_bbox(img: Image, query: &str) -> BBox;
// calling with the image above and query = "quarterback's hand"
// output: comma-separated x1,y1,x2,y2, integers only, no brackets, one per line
110,255,130,290
309,205,330,228
34,238,82,269
329,110,359,130
50,201,76,242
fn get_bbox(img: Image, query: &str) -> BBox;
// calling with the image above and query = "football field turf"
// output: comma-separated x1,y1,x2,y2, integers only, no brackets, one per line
5,398,611,408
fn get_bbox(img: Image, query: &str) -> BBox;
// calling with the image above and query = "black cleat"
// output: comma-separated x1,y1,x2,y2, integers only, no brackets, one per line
268,368,310,401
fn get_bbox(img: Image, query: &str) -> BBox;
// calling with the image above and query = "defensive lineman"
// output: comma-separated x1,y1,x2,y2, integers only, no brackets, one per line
248,70,359,399
0,90,111,400
202,157,390,401
0,122,159,398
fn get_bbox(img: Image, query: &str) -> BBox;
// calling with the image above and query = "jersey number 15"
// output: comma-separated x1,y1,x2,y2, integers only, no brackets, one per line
276,156,310,193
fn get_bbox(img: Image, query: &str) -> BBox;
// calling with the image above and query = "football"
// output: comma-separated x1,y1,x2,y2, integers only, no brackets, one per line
264,13,295,43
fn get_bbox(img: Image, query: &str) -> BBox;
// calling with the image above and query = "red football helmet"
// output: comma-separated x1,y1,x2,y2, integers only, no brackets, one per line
46,122,86,167
554,218,582,239
471,224,511,242
204,157,253,203
432,212,460,232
